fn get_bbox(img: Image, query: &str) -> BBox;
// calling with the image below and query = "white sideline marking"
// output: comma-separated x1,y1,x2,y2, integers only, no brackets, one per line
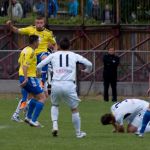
0,125,11,130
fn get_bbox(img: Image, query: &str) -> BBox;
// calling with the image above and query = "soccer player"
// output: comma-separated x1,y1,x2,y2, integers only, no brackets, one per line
19,35,46,127
6,16,57,93
7,16,57,121
37,37,92,138
101,99,150,133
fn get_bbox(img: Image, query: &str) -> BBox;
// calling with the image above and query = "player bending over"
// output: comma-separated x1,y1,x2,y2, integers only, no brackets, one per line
101,99,150,134
19,35,46,127
37,37,92,138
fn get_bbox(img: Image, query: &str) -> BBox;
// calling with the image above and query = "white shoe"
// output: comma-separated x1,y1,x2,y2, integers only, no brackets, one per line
135,131,144,137
138,133,144,138
29,120,44,128
24,117,31,124
76,131,86,138
11,115,23,123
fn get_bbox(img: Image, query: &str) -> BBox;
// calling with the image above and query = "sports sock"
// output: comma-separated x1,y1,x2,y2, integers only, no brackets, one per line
26,98,37,119
32,101,44,122
72,112,81,134
140,110,150,134
41,65,48,83
51,106,59,130
13,99,22,117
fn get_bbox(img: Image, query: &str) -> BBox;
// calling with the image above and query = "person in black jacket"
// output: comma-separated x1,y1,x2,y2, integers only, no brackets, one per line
103,48,120,102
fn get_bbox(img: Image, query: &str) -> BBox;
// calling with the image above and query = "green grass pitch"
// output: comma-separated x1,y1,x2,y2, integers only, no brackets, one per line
0,94,150,150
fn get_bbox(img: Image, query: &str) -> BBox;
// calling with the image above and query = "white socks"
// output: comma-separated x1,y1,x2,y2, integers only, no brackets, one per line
13,99,22,117
72,112,81,134
51,106,59,130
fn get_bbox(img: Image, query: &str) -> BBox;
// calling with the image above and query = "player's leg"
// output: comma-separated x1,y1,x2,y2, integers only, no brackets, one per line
22,77,46,127
51,105,59,136
110,79,117,102
139,109,150,137
103,78,109,102
29,92,45,127
37,53,49,88
50,83,61,136
11,88,28,122
25,93,37,123
65,82,86,138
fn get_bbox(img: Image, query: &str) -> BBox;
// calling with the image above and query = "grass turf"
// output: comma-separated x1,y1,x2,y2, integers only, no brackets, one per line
0,94,150,150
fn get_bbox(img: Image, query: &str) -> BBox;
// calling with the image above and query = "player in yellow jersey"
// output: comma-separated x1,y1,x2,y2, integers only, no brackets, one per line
19,35,46,127
7,16,57,121
6,16,57,93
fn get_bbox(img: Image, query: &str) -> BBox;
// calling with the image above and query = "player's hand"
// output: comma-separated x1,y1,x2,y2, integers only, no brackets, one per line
6,20,12,26
112,129,117,133
20,78,28,88
81,69,89,73
147,88,150,96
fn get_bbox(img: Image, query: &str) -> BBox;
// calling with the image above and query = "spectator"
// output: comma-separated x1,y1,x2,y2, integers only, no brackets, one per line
91,0,100,20
22,0,31,18
7,0,23,18
86,0,92,17
3,0,9,16
33,0,45,16
48,0,58,18
103,48,120,102
68,0,78,17
102,4,113,24
0,0,9,16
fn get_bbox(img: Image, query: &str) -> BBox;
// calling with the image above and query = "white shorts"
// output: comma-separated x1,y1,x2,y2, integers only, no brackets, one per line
51,81,80,109
131,110,146,128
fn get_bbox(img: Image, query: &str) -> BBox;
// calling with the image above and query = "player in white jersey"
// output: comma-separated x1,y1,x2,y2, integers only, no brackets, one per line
37,37,92,138
101,99,150,133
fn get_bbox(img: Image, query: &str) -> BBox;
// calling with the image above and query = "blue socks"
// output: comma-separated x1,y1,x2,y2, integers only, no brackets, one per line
41,65,48,83
27,98,37,119
140,110,150,134
32,101,44,122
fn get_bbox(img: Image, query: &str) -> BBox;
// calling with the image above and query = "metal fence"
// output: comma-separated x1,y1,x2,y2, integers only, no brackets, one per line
0,50,150,83
0,0,150,24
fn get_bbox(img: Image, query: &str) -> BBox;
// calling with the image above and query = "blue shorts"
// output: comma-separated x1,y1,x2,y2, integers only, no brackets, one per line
19,76,43,95
21,88,28,102
37,52,49,64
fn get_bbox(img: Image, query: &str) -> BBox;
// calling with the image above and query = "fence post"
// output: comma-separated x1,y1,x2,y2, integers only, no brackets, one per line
45,0,48,25
9,0,12,20
116,0,120,24
131,50,135,96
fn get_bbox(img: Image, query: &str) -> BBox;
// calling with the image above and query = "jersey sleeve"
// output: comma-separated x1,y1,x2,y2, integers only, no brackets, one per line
76,54,92,73
37,54,53,70
48,31,56,45
23,50,34,67
18,26,33,35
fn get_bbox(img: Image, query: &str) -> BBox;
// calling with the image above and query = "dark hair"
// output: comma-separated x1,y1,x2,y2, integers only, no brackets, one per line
36,15,45,20
59,37,70,50
29,35,39,44
101,113,113,125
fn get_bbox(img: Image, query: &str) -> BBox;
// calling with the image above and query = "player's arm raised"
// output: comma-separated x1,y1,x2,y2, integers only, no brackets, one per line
6,20,19,33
